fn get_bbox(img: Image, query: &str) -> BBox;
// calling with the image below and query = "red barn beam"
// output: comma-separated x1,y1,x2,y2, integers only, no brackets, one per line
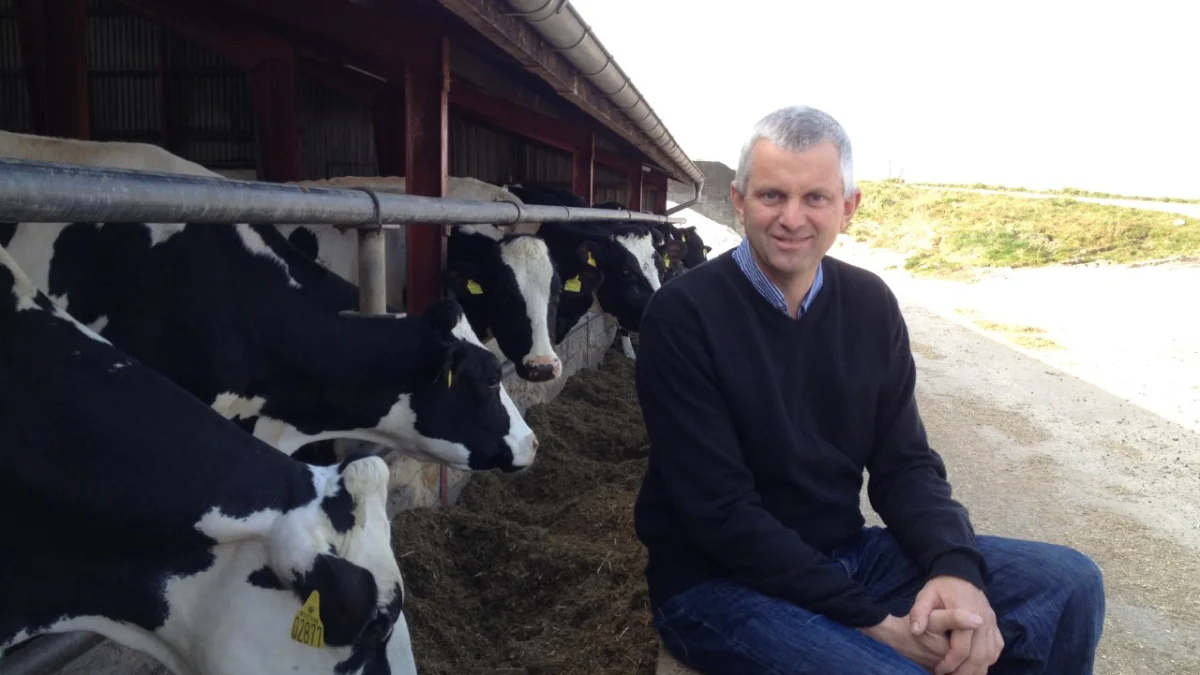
573,131,594,204
249,58,301,182
403,34,450,317
449,84,588,153
14,0,89,139
229,0,440,76
647,171,668,214
373,89,408,177
119,0,293,69
626,166,643,212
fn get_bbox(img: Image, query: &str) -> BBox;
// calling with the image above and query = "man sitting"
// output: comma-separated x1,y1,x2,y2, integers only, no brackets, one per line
633,105,1105,674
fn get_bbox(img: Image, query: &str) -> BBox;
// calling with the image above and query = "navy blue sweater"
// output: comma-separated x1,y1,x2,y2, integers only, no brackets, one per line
633,251,985,627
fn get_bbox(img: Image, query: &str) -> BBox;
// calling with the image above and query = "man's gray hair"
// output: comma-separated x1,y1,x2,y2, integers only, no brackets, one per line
733,106,856,199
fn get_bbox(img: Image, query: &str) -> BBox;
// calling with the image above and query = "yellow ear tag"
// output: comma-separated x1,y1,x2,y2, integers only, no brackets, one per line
681,234,687,243
664,257,671,268
447,370,453,388
586,251,597,267
290,590,325,649
563,276,582,293
466,280,483,295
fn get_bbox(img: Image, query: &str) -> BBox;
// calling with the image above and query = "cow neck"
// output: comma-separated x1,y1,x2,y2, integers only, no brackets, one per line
267,304,445,385
228,224,445,385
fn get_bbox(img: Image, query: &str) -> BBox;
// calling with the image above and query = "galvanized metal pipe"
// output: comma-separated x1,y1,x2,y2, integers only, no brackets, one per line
666,178,705,216
0,633,103,675
0,159,686,226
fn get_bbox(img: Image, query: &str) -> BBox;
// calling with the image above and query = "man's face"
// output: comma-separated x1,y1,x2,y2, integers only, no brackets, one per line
731,138,862,284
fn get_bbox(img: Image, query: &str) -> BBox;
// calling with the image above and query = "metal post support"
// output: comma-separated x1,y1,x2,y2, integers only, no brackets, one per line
357,226,388,315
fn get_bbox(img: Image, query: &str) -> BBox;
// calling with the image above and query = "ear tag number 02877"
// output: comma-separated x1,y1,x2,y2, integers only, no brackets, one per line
291,590,326,648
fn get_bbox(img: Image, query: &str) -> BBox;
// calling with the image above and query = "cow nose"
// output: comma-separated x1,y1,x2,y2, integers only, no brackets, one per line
522,357,561,382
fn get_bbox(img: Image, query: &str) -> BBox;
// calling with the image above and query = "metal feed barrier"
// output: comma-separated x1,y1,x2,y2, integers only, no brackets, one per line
0,158,684,675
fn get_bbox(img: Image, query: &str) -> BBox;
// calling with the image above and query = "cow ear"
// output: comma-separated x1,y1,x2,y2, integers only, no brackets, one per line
296,553,379,647
422,297,464,338
577,268,605,295
437,340,473,390
664,238,687,262
576,241,602,269
703,245,712,256
444,262,487,299
648,226,665,248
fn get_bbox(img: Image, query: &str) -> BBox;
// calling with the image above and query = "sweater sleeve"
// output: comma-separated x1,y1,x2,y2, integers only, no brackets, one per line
635,308,891,628
865,291,987,589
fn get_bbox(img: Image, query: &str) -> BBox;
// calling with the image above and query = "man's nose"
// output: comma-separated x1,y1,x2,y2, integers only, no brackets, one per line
777,198,807,230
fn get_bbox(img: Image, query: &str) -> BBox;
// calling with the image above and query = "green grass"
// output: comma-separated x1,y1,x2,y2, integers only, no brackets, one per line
906,180,1200,205
849,181,1200,276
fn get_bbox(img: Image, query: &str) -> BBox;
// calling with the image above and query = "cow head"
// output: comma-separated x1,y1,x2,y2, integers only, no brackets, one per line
674,225,711,268
185,455,415,675
253,299,538,474
400,299,538,472
590,224,662,332
445,226,563,382
548,239,606,344
651,224,689,283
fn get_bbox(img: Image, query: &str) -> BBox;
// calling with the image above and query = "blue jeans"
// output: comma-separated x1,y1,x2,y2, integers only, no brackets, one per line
654,527,1105,674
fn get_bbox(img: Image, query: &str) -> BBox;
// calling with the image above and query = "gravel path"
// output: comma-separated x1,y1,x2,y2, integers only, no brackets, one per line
832,237,1200,674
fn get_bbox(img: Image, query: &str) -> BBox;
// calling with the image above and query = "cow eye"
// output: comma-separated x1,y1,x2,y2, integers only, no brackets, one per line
358,612,394,645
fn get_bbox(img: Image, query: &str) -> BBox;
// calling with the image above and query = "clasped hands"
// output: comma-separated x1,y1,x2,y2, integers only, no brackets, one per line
861,576,1004,675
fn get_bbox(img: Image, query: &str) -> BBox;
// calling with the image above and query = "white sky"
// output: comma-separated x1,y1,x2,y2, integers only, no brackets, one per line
568,0,1200,199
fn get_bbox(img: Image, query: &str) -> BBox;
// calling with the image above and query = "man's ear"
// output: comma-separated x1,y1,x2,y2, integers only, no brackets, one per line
295,553,379,647
841,188,863,233
730,181,745,224
444,261,487,299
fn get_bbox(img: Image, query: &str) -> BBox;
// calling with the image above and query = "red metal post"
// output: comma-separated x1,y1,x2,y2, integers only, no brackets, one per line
648,171,668,214
626,167,643,212
14,0,89,139
403,34,449,318
572,131,594,204
373,89,408,177
402,35,450,507
249,57,301,182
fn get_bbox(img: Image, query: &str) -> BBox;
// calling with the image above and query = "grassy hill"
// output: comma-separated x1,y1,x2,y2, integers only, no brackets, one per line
850,180,1199,276
910,182,1200,205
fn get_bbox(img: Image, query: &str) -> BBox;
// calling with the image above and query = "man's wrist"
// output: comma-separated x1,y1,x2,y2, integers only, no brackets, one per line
928,550,987,590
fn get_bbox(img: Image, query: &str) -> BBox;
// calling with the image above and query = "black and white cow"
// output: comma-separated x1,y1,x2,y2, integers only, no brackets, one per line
661,223,712,270
444,223,570,382
280,176,572,383
504,183,665,359
0,242,416,674
0,135,536,473
593,200,689,283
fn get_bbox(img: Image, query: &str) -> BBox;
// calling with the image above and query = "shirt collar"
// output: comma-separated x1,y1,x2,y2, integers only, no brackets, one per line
732,238,824,318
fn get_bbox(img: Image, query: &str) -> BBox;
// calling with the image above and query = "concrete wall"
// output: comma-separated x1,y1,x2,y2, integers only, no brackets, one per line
669,160,743,236
6,311,619,675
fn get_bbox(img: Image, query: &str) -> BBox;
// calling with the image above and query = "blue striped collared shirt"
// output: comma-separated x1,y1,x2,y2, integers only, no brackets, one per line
731,237,824,319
